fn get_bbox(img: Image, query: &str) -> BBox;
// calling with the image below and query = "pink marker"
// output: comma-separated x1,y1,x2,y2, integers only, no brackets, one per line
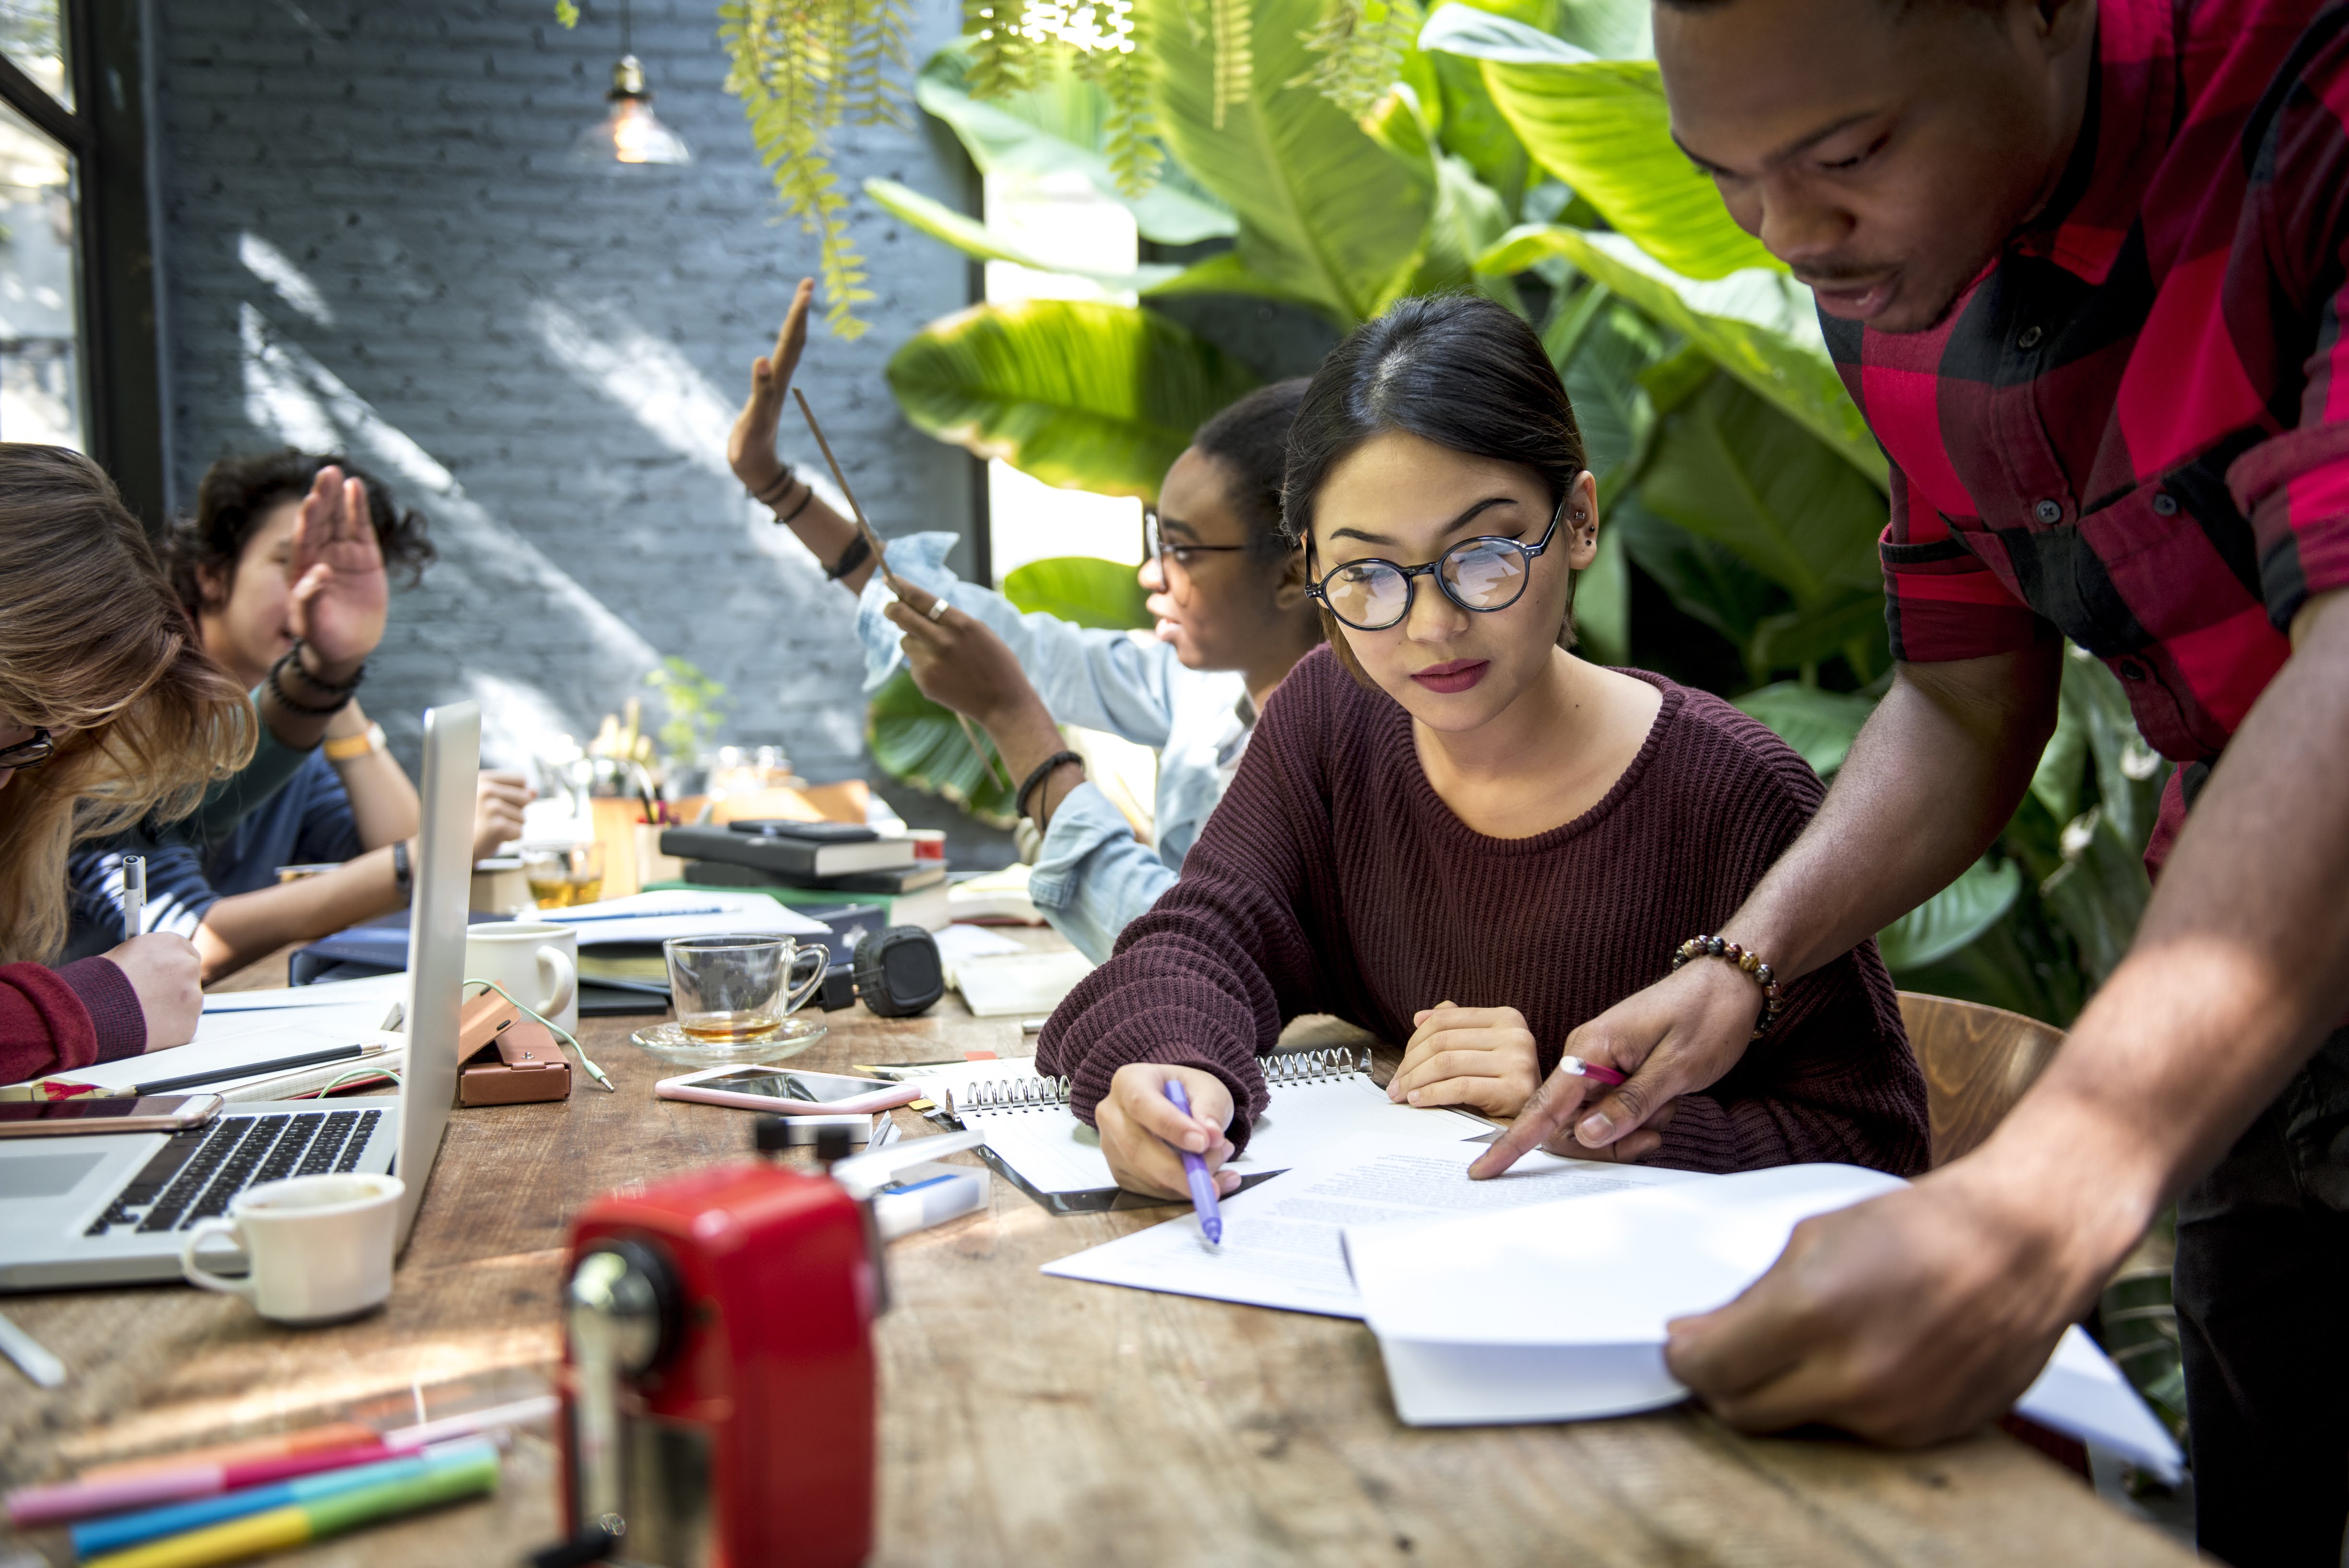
1559,1056,1627,1087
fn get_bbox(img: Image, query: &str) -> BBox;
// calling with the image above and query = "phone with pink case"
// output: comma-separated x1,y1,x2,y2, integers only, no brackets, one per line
654,1064,924,1116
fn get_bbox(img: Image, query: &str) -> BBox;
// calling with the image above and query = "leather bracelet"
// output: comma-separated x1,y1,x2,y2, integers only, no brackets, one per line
323,722,388,762
781,480,819,526
1670,935,1785,1038
1015,749,1084,821
824,531,870,582
752,469,796,505
265,650,356,716
392,840,413,903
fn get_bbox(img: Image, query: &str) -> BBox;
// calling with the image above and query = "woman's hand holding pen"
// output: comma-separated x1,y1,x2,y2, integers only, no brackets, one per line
1097,1062,1242,1202
1470,960,1754,1177
1388,1003,1542,1116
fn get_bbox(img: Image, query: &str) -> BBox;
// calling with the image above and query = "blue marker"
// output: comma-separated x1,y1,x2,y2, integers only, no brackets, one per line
1161,1079,1223,1245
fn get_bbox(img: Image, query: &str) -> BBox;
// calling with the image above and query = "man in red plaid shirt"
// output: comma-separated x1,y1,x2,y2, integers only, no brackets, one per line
1474,0,2349,1556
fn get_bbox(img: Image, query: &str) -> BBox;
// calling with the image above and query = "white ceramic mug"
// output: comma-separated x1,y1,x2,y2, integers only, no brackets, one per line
465,920,579,1033
179,1173,405,1325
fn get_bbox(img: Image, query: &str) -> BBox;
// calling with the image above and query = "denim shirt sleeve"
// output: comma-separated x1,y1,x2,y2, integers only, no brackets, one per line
1025,781,1177,965
854,533,1181,746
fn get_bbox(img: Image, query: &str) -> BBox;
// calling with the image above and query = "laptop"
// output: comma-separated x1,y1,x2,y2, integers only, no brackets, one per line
0,701,481,1289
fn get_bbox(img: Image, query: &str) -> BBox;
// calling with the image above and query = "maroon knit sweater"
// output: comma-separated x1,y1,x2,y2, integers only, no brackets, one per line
1039,648,1928,1176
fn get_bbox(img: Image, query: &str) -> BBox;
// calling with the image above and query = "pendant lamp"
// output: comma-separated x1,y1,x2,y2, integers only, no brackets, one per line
570,0,691,168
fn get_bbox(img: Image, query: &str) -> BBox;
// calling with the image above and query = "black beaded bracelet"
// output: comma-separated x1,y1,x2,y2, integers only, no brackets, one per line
824,531,871,582
1669,934,1786,1039
264,647,361,716
1015,749,1085,821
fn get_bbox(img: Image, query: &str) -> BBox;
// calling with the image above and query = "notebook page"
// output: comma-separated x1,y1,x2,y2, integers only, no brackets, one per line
1042,1134,1708,1316
932,1061,1495,1196
57,1006,401,1095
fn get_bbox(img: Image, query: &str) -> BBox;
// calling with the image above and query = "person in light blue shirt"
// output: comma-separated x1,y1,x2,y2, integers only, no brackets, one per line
726,282,1321,961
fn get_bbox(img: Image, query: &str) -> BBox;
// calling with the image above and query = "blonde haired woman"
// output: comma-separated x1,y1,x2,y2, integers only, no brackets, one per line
0,445,386,1083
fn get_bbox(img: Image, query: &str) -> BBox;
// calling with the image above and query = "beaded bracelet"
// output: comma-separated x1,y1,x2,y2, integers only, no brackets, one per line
1670,934,1786,1039
264,643,363,716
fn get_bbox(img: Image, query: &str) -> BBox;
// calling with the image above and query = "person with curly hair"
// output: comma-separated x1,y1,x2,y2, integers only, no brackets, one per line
62,451,529,982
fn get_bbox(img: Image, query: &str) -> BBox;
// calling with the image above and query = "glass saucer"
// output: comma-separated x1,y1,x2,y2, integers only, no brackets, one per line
628,1018,827,1066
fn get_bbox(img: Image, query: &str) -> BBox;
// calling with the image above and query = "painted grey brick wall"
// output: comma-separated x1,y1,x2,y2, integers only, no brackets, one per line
150,0,979,783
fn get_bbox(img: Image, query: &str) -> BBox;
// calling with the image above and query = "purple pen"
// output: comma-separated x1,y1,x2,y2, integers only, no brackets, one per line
1161,1079,1223,1245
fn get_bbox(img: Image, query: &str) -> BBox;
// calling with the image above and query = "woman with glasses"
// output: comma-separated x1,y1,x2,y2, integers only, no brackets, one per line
1036,295,1927,1200
0,446,384,1086
728,280,1323,962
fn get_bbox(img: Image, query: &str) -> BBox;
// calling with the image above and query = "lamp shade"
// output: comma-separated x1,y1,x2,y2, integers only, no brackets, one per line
571,55,691,167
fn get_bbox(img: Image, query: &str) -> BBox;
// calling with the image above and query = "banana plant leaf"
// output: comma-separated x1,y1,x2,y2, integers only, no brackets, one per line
1877,855,2024,973
864,178,1183,293
1154,0,1435,324
1559,295,1668,506
1421,5,1772,280
1750,588,1889,682
2030,660,2091,823
1731,679,1875,777
1365,86,1519,308
1139,249,1339,311
1002,555,1153,629
915,44,1236,246
1574,525,1629,666
1610,494,1783,665
866,667,1019,828
1637,374,1886,615
886,299,1260,501
2037,806,2152,983
2062,644,2173,851
1481,225,1886,486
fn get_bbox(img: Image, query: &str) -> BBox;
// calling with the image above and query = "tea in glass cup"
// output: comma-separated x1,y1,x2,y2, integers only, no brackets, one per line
663,935,829,1044
522,840,605,908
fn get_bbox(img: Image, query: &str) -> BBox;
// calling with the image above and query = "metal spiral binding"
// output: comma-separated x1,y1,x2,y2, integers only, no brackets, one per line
948,1074,1074,1117
1257,1047,1358,1083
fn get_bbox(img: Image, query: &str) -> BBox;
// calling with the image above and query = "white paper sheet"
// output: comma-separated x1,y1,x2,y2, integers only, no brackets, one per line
534,889,826,945
953,951,1095,1017
929,922,1026,980
934,1062,1494,1196
1042,1135,1707,1315
1344,1162,2183,1478
58,1006,402,1096
200,972,411,1013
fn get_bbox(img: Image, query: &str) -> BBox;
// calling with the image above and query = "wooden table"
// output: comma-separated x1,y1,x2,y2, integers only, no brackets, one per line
0,961,2195,1567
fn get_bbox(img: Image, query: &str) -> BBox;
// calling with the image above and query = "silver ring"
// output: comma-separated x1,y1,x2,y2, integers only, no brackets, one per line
926,597,949,622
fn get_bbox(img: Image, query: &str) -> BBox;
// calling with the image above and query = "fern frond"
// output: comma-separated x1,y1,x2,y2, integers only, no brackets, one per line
1097,23,1161,196
1209,0,1251,129
1294,0,1420,119
963,0,1033,95
554,1,580,26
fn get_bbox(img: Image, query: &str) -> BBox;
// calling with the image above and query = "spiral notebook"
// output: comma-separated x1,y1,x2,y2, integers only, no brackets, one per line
910,1051,1495,1213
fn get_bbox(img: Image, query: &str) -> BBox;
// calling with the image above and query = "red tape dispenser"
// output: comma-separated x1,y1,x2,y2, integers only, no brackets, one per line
536,1123,880,1568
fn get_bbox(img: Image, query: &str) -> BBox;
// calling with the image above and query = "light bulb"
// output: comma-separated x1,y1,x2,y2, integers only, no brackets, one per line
570,55,691,168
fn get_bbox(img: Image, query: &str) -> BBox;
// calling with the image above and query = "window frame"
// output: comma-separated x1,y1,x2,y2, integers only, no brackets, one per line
0,2,166,529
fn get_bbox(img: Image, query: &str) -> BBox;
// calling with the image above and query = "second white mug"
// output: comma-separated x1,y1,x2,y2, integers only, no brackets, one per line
464,920,579,1033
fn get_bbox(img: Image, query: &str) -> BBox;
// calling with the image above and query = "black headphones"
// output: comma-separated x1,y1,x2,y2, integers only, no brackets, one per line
814,924,945,1018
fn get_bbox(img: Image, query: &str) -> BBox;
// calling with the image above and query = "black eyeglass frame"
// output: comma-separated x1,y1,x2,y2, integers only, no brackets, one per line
1304,489,1573,632
0,726,55,771
1143,506,1249,571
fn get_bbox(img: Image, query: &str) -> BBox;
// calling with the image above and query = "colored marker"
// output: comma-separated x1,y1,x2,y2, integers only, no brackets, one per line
72,1425,378,1486
1161,1079,1223,1245
72,1439,495,1557
80,1442,500,1568
1559,1055,1627,1087
9,1442,391,1527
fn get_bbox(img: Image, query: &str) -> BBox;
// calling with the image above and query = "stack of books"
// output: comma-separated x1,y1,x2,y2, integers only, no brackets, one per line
657,822,951,932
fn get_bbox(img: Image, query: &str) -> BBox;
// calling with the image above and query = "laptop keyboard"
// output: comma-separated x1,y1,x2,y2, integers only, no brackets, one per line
80,1108,383,1238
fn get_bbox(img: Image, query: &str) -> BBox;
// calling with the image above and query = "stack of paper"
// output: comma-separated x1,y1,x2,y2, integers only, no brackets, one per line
1341,1161,2183,1476
535,889,827,945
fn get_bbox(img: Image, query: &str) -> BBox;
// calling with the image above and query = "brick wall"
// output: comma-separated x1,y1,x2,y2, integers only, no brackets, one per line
150,0,981,787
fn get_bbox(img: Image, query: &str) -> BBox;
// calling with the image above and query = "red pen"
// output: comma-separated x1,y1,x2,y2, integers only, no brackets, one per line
1559,1055,1627,1087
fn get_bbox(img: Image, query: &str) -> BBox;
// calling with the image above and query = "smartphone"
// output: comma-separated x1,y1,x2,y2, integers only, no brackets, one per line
0,1094,223,1138
653,1065,922,1116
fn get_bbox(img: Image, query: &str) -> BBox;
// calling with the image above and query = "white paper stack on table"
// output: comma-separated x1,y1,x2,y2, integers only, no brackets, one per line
534,888,829,945
895,1053,1495,1211
1042,1136,2181,1475
30,977,413,1101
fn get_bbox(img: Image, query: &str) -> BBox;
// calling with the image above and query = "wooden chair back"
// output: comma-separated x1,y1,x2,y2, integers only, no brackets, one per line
1897,991,2067,1167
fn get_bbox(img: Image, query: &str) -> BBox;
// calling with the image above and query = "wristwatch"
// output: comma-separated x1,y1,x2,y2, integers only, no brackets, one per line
323,722,387,763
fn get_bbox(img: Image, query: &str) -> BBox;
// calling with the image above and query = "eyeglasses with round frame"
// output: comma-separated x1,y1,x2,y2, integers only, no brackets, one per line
1304,488,1573,633
1143,506,1248,573
0,727,54,772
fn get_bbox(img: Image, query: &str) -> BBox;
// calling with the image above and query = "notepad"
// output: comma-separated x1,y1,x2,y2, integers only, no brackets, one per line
55,1007,403,1100
917,1053,1496,1212
1341,1160,2184,1478
1043,1132,1706,1313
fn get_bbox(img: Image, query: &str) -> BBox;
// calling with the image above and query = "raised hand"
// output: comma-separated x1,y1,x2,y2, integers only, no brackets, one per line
285,465,387,676
729,277,814,499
